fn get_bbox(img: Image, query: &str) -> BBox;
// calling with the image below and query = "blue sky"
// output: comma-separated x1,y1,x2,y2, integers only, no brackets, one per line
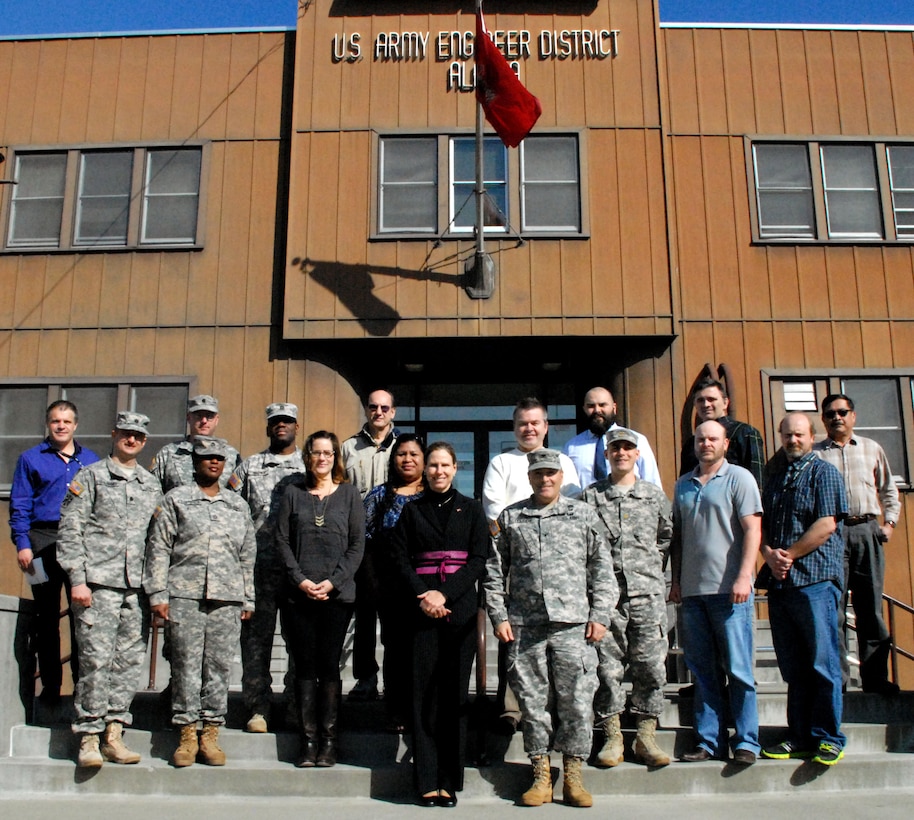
0,1,911,38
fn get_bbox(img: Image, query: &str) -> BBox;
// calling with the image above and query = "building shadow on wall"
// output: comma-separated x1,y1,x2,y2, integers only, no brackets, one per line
291,257,465,337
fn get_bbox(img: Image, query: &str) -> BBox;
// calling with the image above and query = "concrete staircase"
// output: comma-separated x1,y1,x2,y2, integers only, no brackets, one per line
2,618,913,803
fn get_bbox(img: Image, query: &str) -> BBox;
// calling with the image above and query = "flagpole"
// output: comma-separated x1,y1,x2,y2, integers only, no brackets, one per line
465,0,495,299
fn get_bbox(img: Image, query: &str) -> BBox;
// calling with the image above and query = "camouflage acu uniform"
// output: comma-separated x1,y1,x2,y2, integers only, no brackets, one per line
151,438,241,494
583,479,672,719
144,485,256,726
57,457,162,733
228,448,305,715
485,496,617,758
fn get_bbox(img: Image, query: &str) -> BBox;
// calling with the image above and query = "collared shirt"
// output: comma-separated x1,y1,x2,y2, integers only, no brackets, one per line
761,452,847,590
150,438,241,494
679,415,766,488
582,478,672,598
672,461,762,597
341,424,400,498
563,423,663,491
57,457,162,589
9,438,101,552
144,484,256,610
813,434,901,524
482,447,581,522
485,496,618,629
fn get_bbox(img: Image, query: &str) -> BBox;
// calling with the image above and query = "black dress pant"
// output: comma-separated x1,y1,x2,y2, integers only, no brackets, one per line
29,542,78,695
281,592,353,683
411,615,476,795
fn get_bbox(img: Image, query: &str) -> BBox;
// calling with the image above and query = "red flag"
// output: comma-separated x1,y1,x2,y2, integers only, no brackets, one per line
475,12,542,148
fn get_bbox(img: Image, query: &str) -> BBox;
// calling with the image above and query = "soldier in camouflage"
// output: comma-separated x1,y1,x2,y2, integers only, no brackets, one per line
582,428,673,768
144,437,256,767
58,411,162,768
485,449,617,808
228,402,305,733
150,394,240,492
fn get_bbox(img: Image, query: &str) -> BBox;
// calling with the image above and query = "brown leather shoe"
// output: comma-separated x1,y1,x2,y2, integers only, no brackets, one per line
680,747,713,762
732,749,757,766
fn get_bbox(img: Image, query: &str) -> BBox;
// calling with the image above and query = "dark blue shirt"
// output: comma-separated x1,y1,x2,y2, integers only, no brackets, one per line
761,451,847,590
9,438,101,552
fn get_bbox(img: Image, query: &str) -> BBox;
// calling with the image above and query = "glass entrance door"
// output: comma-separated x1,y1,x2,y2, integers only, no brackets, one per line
391,382,577,499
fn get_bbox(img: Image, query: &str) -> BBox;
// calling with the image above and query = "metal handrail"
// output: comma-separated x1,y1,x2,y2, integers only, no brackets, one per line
884,593,914,684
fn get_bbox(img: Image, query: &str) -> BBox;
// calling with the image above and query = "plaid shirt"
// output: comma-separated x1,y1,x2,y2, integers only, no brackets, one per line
762,452,847,589
813,434,900,524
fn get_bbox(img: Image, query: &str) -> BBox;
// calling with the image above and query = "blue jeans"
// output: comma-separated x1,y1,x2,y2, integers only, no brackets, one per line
681,594,760,756
768,581,846,750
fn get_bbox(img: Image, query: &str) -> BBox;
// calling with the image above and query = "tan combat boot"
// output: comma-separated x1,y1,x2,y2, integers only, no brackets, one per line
77,733,103,768
100,721,141,764
198,723,227,766
520,754,553,806
172,724,199,767
633,716,670,767
562,755,593,808
595,714,624,767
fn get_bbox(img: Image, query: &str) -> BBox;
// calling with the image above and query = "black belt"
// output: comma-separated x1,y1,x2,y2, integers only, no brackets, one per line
844,515,876,526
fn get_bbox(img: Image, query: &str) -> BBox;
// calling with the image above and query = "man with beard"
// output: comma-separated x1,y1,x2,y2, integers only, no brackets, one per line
563,387,662,490
229,403,306,732
679,378,765,488
813,393,901,695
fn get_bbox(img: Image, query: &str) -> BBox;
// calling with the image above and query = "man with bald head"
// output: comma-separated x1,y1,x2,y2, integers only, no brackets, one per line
563,386,662,490
759,413,848,766
670,420,762,764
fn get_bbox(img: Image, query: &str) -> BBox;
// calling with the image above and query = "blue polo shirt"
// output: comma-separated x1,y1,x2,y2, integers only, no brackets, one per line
673,461,763,597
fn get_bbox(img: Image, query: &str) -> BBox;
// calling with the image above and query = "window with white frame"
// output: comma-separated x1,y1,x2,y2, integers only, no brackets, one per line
765,372,912,487
5,146,203,250
0,380,191,492
750,139,914,243
521,135,580,232
377,134,582,237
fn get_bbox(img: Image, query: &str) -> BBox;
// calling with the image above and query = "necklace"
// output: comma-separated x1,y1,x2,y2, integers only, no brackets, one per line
311,492,329,526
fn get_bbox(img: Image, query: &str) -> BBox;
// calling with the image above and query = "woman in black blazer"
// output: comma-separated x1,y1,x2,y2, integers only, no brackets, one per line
390,441,488,807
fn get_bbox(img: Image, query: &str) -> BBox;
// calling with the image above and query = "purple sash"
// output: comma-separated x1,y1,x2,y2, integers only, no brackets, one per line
414,550,468,584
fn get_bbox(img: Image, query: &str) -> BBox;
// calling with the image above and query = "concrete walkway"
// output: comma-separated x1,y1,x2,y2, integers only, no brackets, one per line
3,789,914,819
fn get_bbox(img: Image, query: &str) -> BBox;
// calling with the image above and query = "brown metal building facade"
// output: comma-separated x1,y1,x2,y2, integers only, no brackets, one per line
1,1,912,678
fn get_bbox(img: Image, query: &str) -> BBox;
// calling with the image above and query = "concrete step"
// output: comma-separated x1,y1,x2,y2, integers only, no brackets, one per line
10,719,904,770
1,738,913,799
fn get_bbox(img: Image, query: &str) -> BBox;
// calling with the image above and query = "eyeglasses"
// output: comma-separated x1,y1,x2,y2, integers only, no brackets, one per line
824,408,851,419
367,403,391,413
308,450,335,459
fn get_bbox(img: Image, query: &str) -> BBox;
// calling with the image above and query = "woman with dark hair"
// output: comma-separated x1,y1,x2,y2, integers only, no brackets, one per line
276,430,364,768
390,441,488,807
363,433,427,730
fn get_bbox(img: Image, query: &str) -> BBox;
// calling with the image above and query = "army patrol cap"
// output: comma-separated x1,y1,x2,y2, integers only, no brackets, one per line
114,411,150,434
191,436,229,459
606,428,638,448
187,394,219,414
266,402,298,421
527,448,563,472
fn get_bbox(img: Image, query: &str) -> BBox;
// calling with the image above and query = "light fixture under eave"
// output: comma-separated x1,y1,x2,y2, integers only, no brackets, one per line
542,362,562,372
404,363,424,373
